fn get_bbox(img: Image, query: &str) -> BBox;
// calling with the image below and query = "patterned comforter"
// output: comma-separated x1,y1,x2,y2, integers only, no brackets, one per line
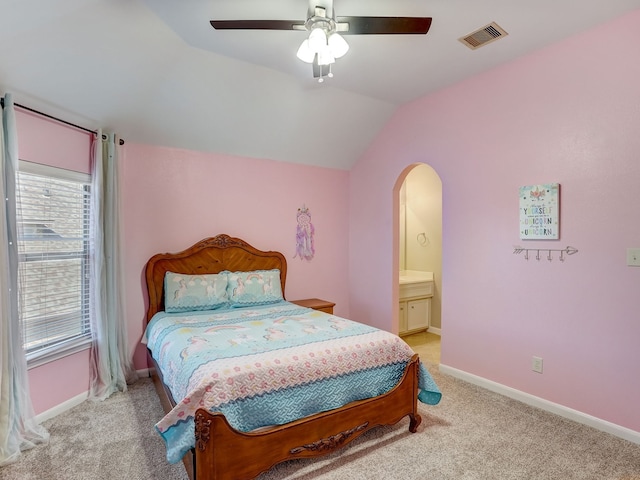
145,301,441,463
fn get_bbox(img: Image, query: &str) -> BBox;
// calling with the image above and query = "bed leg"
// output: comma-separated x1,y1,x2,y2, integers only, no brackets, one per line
409,413,422,433
407,354,422,433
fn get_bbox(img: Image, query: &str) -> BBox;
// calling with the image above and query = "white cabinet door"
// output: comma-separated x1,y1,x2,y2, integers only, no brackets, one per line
406,298,430,332
399,301,407,333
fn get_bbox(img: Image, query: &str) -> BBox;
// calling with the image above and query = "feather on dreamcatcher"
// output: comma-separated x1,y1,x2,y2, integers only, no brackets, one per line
294,205,314,261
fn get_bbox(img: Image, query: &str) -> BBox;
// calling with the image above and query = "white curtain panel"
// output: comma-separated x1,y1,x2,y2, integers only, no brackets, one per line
0,93,49,466
88,131,137,401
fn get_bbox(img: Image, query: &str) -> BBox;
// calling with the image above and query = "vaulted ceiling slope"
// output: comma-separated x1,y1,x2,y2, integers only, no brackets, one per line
1,0,639,169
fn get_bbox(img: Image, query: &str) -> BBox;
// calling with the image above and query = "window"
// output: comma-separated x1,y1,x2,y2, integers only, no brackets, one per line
16,161,92,367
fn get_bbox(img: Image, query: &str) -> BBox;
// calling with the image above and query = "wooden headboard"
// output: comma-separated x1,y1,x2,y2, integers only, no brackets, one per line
144,234,287,322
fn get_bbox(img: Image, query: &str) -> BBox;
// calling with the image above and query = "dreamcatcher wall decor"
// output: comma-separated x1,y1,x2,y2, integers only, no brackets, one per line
294,205,315,261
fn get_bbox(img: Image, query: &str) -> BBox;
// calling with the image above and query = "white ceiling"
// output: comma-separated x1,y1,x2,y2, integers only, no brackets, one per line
1,0,639,169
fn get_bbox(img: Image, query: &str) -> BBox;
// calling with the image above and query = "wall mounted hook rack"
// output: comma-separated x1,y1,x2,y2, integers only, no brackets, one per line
513,246,578,262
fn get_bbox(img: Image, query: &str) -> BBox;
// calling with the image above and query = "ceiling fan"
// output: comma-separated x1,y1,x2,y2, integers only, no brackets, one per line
210,0,432,82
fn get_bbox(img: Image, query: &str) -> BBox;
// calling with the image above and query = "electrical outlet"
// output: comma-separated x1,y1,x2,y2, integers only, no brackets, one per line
627,248,640,267
532,356,543,373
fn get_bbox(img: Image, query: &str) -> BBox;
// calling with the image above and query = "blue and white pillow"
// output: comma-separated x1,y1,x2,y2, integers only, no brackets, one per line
226,269,284,307
164,272,229,313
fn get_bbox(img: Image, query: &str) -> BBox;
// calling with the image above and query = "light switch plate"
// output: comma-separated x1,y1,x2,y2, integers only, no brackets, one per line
627,248,640,267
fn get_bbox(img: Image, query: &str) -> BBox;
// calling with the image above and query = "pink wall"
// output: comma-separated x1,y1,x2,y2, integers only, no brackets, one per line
121,144,351,369
349,10,640,433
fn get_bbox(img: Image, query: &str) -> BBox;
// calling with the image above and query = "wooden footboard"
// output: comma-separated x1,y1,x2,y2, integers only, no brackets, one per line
192,354,422,480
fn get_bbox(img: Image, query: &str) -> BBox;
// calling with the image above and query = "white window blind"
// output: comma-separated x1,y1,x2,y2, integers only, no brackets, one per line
16,161,92,367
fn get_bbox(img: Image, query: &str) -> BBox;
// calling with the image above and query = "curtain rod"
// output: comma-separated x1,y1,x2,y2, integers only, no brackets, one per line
0,97,125,145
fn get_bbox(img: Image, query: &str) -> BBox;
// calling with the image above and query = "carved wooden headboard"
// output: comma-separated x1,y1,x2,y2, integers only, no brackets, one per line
144,234,287,322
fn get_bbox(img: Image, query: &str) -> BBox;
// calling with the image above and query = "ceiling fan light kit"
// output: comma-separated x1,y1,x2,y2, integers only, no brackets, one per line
210,0,432,82
297,28,349,71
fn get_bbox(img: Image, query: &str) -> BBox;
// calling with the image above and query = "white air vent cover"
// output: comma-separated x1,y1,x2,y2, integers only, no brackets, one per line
459,22,508,50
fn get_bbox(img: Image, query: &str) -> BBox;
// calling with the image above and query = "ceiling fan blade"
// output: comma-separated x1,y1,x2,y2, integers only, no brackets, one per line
336,17,432,35
210,20,305,31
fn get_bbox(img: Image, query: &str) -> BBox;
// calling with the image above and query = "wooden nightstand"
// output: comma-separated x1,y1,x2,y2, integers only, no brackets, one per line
290,298,335,314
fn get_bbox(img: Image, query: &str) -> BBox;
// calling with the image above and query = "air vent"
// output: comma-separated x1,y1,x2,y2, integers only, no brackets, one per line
459,22,508,50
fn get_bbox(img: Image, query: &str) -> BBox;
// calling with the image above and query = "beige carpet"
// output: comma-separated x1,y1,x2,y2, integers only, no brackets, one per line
1,364,640,480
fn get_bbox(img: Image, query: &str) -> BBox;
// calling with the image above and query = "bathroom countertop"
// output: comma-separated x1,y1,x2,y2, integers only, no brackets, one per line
399,270,434,284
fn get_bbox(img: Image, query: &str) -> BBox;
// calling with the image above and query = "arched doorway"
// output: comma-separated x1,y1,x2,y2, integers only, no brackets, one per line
395,163,442,364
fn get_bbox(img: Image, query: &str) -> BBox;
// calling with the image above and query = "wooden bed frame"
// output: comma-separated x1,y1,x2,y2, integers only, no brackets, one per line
145,234,423,480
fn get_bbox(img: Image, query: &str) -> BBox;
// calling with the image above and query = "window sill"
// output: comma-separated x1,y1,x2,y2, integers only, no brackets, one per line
27,337,92,369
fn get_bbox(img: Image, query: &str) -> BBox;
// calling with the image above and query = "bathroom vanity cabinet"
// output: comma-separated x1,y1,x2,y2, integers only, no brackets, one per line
399,271,434,336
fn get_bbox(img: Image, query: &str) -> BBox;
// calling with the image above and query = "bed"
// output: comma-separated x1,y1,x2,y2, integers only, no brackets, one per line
144,234,441,480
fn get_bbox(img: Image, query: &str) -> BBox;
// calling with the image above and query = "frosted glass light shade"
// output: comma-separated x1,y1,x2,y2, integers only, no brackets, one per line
308,28,327,52
328,33,349,58
296,39,315,63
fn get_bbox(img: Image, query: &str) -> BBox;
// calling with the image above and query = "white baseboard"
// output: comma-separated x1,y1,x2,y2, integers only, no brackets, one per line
36,391,88,424
439,363,640,445
35,368,151,424
427,326,441,336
